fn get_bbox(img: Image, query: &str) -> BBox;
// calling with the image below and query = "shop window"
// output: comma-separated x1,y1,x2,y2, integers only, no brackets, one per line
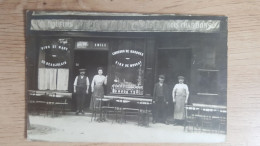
37,38,71,91
197,69,218,95
109,40,145,95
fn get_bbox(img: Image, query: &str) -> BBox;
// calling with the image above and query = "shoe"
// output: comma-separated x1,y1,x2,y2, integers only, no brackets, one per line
81,111,85,114
75,111,80,115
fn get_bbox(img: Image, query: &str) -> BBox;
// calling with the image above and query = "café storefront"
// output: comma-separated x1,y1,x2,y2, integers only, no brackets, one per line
26,11,227,112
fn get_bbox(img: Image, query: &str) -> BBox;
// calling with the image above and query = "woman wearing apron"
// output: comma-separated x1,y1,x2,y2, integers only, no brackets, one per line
90,67,107,113
172,76,189,125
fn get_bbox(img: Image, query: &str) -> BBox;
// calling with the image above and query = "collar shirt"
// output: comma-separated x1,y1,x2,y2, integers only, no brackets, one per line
172,83,189,97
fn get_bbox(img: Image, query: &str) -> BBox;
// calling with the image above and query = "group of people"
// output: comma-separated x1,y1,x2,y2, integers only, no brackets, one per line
73,67,189,126
152,75,189,125
73,67,107,115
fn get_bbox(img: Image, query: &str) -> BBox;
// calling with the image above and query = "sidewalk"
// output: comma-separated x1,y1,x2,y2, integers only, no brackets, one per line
27,114,225,143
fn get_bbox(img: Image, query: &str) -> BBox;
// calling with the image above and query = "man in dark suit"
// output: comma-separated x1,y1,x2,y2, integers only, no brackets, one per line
152,75,170,124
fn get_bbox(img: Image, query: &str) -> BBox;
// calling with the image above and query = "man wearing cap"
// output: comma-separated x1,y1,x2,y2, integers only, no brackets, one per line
73,69,90,115
152,75,170,124
172,76,189,125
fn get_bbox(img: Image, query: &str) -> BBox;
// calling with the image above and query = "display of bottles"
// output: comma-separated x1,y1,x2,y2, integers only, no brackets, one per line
111,83,143,95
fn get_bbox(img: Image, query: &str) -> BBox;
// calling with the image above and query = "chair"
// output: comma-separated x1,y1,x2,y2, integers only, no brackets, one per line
48,93,68,117
28,91,47,115
218,109,227,133
184,105,200,132
137,101,152,126
91,98,102,122
121,100,139,123
100,98,114,121
200,107,214,133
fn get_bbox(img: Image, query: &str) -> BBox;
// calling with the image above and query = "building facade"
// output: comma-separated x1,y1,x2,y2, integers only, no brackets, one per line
26,11,227,110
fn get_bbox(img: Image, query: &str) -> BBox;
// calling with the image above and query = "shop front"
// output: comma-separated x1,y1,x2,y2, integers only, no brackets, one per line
26,11,227,112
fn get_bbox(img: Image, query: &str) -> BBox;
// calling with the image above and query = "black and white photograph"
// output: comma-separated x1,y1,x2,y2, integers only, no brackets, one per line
25,11,227,143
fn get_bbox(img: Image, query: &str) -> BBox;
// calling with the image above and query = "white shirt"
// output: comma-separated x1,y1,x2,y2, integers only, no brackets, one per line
91,75,107,91
73,76,90,86
172,83,189,98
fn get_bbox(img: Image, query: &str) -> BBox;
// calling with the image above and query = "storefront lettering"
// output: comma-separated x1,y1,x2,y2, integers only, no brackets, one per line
112,49,143,56
113,49,143,68
31,19,220,33
41,60,67,67
41,45,68,51
40,44,69,67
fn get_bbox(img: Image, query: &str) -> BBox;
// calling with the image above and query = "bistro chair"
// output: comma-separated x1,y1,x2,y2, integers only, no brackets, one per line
28,91,47,115
218,109,227,134
91,98,102,122
137,101,152,126
100,98,114,121
200,107,214,133
121,100,140,124
111,98,125,123
48,93,68,117
184,105,200,132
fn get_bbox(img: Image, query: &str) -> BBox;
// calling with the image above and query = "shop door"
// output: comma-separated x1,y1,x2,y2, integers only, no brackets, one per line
157,49,191,118
73,50,109,110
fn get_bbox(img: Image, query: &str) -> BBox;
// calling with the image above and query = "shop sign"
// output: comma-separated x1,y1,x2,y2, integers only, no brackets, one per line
112,49,143,68
31,19,220,33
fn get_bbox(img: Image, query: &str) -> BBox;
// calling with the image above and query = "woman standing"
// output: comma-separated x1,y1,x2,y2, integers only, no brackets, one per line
172,76,189,125
90,67,107,111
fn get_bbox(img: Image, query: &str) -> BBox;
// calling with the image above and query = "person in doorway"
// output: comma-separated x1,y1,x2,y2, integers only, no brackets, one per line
90,67,107,114
172,76,189,125
73,68,90,115
152,75,170,124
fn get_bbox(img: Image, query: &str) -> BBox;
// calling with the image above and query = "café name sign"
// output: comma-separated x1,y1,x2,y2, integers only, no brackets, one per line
30,19,220,33
112,49,143,68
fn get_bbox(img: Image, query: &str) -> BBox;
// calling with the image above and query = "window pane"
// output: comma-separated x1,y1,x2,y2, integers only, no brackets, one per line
109,40,145,95
38,38,71,91
198,71,218,94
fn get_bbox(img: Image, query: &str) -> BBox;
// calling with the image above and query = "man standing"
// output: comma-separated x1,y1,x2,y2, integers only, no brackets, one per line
172,76,189,125
152,75,170,124
73,69,89,115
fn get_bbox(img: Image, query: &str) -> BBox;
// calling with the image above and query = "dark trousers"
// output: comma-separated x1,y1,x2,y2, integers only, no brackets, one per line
76,87,86,112
153,99,167,123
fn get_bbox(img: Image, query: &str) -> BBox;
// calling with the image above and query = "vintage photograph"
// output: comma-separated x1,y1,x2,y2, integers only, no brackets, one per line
26,11,227,143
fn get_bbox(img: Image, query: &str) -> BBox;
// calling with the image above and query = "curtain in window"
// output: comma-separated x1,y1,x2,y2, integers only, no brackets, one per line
57,68,69,90
38,68,57,90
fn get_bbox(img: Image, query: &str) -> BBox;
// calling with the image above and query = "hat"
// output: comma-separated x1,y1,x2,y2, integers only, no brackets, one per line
159,75,165,79
79,68,86,72
178,76,185,79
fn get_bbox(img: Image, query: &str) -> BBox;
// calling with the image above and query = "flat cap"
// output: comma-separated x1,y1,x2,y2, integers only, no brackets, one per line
159,75,165,79
178,76,185,79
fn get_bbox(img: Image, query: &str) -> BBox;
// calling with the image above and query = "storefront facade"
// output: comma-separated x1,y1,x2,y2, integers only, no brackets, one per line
26,11,227,109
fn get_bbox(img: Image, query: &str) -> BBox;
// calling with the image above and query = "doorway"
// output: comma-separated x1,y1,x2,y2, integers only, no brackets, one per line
73,50,108,110
157,49,191,118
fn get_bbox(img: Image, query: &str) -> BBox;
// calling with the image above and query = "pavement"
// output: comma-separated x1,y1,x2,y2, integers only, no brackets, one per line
27,113,225,143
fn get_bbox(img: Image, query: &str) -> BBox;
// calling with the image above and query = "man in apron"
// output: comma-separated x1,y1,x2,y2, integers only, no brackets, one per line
152,75,170,124
73,69,89,115
172,76,189,125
